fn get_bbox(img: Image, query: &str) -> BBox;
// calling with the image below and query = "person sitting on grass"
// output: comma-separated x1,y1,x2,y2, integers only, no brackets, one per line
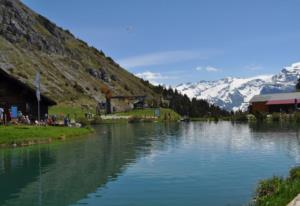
47,117,53,125
25,115,31,125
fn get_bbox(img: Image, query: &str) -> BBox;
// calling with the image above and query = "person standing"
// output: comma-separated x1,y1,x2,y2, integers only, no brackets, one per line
7,109,12,122
0,107,3,124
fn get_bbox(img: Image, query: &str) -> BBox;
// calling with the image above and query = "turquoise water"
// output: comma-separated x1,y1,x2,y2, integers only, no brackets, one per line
1,122,300,206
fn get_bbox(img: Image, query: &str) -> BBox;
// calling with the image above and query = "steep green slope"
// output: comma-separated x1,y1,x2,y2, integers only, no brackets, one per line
0,0,159,105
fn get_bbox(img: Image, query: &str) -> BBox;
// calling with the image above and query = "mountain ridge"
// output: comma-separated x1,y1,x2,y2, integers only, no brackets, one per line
0,0,160,106
176,62,300,111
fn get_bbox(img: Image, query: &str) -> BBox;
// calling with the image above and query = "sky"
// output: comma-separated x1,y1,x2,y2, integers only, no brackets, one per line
22,0,300,86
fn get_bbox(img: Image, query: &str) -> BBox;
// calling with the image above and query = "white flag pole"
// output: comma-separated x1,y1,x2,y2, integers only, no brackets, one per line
35,72,41,122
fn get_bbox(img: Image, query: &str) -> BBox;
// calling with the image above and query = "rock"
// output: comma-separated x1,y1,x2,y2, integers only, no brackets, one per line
287,194,300,206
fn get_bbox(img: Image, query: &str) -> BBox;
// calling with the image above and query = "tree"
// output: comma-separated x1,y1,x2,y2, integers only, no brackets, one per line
296,78,300,91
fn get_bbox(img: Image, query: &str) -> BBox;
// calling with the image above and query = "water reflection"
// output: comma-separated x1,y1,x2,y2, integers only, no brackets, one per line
249,122,300,164
0,123,181,206
0,122,300,206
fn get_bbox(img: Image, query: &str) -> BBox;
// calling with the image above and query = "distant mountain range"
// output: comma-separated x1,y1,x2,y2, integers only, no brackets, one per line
176,62,300,111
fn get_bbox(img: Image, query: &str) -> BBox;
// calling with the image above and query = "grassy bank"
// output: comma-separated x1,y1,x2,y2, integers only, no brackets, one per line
0,125,93,147
254,166,300,206
49,104,94,119
115,108,181,122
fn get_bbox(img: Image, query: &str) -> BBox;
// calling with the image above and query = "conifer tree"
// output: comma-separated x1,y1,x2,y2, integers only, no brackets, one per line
296,78,300,91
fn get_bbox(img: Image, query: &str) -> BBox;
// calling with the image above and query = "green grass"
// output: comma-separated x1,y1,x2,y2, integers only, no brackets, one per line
115,108,181,121
254,166,300,206
0,125,93,146
49,105,95,119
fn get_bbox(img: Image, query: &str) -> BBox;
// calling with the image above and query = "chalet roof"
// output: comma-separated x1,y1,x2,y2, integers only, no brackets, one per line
250,92,300,103
266,99,300,105
0,68,56,105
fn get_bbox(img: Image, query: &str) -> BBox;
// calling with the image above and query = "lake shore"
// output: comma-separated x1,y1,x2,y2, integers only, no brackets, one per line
254,166,300,206
0,125,94,148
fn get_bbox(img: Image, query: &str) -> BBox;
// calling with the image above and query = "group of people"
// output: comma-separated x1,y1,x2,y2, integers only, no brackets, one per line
0,106,78,127
17,111,31,124
0,106,58,126
0,107,35,125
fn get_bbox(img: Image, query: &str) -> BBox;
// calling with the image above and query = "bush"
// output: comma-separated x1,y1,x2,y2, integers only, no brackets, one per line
289,166,300,180
213,116,219,122
254,166,300,206
232,113,248,122
271,113,281,122
256,176,283,198
281,113,292,122
248,114,256,121
254,111,267,121
293,112,300,122
91,116,102,125
76,117,90,126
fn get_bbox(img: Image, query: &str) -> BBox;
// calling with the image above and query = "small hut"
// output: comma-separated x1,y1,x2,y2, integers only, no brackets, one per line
109,95,147,113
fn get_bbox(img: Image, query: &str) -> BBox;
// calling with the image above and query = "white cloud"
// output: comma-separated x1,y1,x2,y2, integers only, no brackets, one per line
135,71,165,80
118,49,221,69
135,71,171,85
196,66,221,72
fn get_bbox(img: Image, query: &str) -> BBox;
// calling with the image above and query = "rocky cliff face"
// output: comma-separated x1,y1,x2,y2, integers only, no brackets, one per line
0,0,159,105
176,62,300,111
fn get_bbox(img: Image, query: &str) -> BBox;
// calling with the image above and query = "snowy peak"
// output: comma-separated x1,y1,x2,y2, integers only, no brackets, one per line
176,62,300,111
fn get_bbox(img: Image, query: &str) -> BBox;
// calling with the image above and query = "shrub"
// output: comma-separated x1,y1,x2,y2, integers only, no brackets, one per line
293,112,300,122
254,111,267,121
254,166,300,206
232,113,248,122
111,74,117,81
91,116,102,125
213,116,219,122
73,83,84,93
281,113,291,122
248,114,256,121
124,84,129,91
76,117,90,126
271,113,281,122
289,166,300,180
256,176,283,198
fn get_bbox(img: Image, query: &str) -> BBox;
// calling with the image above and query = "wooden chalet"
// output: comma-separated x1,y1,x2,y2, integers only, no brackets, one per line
249,92,300,113
0,69,56,120
108,95,147,113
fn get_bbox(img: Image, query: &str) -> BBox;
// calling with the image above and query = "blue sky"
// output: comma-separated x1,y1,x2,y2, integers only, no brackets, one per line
22,0,300,85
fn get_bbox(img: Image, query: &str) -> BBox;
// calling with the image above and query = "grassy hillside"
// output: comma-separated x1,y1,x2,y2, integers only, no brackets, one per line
0,0,160,106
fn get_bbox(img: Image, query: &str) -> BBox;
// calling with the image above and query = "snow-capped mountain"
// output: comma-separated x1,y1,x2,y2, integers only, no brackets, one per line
176,62,300,111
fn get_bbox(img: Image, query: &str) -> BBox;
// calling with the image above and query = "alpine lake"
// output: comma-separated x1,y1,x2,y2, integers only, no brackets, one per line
1,121,300,206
